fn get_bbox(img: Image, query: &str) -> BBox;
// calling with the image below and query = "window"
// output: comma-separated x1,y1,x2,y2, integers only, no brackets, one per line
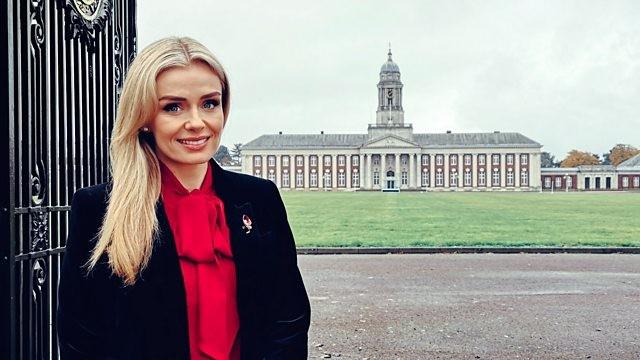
268,156,275,167
401,171,408,185
352,172,360,187
566,176,572,188
544,177,551,188
282,156,289,167
254,170,261,177
521,154,528,165
268,172,276,182
622,176,629,188
296,172,303,187
254,156,262,166
373,156,380,165
422,170,429,187
492,169,500,186
436,155,443,166
555,177,562,188
450,171,458,187
324,172,332,187
338,155,345,166
634,177,640,187
310,156,317,166
464,169,472,186
479,169,486,186
492,154,500,165
478,155,486,166
521,170,528,186
450,155,457,166
324,155,331,166
507,170,514,186
464,155,472,166
422,155,429,165
352,156,359,166
436,171,444,186
282,173,290,187
310,172,318,187
373,171,380,185
296,156,303,166
338,172,346,187
401,156,408,165
506,154,514,166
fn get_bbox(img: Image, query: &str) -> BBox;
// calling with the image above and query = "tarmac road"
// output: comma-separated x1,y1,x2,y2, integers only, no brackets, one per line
298,254,640,359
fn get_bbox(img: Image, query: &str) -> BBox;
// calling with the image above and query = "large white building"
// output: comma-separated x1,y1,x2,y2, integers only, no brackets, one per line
241,50,543,191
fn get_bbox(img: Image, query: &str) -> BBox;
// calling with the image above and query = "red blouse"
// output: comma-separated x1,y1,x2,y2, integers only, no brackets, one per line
160,161,240,360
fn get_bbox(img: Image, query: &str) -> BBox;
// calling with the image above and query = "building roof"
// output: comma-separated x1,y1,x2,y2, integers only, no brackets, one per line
380,49,400,74
575,165,616,172
618,153,640,168
242,134,368,150
242,132,541,150
413,132,540,148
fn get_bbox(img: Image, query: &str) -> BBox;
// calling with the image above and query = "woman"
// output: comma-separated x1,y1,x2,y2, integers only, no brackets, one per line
57,37,311,360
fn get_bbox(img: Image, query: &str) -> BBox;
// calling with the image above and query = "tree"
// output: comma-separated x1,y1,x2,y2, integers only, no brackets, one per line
560,150,600,167
541,151,558,168
230,143,243,165
607,144,640,166
214,145,232,165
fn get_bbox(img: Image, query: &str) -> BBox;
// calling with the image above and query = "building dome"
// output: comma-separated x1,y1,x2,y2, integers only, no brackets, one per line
380,49,400,74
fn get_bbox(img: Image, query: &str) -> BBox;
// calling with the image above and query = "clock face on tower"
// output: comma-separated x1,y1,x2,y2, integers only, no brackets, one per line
387,89,394,98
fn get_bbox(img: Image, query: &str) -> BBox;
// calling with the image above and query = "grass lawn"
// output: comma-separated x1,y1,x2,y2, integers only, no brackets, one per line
280,191,640,247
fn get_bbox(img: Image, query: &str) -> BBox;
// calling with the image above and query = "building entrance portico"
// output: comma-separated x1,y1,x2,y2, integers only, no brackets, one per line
386,171,396,189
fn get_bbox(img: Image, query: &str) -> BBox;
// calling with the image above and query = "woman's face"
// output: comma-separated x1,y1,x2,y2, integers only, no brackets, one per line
150,61,224,171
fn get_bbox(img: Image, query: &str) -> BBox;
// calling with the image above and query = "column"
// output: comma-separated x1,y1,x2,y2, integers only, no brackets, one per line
409,153,415,188
261,155,267,179
515,153,520,188
319,154,324,189
395,153,400,189
347,154,352,188
444,154,449,188
458,154,463,188
501,153,506,188
381,153,387,187
358,154,363,189
365,154,371,189
275,155,281,188
472,153,478,188
304,154,310,189
332,154,337,188
430,154,436,188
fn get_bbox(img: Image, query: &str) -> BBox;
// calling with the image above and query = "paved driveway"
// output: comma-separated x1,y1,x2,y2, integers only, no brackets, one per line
299,254,640,359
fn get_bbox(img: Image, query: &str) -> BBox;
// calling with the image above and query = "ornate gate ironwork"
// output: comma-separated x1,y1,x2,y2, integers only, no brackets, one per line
1,1,137,358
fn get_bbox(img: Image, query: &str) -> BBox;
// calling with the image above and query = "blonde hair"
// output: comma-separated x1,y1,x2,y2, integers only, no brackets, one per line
88,37,231,285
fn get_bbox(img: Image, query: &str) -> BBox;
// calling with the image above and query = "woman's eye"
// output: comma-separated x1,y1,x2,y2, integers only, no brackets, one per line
163,103,181,112
203,99,220,109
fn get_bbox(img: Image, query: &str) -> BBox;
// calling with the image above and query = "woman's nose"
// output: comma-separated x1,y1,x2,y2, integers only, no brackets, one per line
184,107,206,130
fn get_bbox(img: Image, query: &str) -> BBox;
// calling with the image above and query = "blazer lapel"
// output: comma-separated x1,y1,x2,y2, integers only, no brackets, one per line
211,160,260,270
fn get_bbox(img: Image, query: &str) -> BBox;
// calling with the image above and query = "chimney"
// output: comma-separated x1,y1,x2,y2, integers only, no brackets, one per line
321,131,324,134
446,130,452,134
278,131,282,135
494,131,500,133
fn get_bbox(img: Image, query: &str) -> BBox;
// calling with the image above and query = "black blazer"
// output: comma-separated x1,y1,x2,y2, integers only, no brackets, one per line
57,161,311,359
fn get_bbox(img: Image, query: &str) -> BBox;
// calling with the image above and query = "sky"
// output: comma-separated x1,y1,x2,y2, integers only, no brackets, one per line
137,0,640,159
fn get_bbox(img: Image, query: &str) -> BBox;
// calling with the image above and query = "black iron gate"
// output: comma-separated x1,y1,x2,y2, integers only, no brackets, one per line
1,1,137,358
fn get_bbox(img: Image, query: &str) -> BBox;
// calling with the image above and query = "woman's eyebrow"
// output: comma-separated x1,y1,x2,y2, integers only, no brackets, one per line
158,91,222,102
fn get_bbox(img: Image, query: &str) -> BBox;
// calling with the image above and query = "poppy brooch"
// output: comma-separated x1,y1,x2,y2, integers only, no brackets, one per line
242,214,253,234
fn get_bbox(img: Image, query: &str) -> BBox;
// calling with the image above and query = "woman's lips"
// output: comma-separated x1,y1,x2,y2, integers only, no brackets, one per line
177,136,211,150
